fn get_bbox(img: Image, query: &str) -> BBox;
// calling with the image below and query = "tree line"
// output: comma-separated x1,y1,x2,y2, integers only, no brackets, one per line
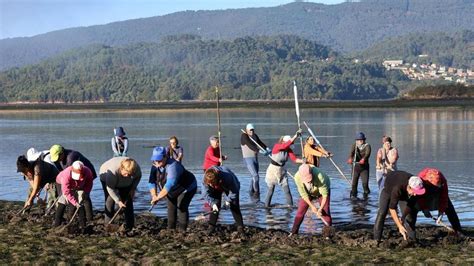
0,35,407,103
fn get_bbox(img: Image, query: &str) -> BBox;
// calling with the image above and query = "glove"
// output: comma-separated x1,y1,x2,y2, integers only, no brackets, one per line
436,214,444,225
359,158,365,165
296,128,302,137
347,158,353,165
422,210,432,218
212,204,219,212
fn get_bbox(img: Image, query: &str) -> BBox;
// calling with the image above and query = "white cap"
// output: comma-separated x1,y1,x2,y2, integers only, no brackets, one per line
71,161,84,180
282,135,292,142
26,148,42,162
246,123,255,130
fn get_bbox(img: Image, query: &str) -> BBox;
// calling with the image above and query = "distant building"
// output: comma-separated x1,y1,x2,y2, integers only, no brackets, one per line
448,67,456,74
383,60,404,69
418,54,429,58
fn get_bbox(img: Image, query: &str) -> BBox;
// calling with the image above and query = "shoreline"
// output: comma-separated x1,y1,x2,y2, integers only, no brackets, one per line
0,99,473,112
1,200,473,263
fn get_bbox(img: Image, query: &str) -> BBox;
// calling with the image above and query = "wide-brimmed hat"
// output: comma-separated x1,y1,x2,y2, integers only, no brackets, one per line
114,127,126,137
26,148,42,162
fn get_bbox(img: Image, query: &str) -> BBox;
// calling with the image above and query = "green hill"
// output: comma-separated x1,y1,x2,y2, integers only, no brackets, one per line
1,0,473,70
0,35,405,103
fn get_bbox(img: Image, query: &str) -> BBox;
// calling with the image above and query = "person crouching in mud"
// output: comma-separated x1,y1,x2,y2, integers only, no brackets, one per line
149,146,197,231
290,164,332,236
16,154,59,211
203,166,244,233
265,129,304,208
100,157,141,231
414,168,464,237
373,171,425,243
54,161,93,229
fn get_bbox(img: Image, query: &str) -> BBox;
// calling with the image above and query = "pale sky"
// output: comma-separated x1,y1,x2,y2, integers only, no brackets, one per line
0,0,345,39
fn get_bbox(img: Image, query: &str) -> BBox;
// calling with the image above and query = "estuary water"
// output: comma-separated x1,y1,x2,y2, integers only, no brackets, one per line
0,107,472,233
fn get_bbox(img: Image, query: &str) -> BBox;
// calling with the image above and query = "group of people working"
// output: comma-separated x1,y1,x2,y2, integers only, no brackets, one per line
15,124,463,242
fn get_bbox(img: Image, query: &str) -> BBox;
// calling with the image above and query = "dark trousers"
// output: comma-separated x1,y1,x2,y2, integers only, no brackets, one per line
351,164,370,197
55,183,92,224
101,181,134,230
54,202,86,227
411,198,462,232
373,190,417,241
291,195,332,234
167,187,197,230
208,191,244,228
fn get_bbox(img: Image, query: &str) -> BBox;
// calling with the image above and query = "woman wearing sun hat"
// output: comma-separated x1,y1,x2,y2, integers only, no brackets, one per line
290,163,332,235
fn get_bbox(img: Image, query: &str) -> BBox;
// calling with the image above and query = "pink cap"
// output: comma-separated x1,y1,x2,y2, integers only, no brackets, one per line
298,164,312,183
408,176,425,195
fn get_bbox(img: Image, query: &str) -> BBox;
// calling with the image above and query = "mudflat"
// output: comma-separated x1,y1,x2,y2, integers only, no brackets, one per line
1,200,473,264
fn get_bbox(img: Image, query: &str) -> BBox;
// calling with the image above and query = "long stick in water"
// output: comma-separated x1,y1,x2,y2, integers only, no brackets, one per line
293,81,304,159
216,86,223,165
303,121,351,185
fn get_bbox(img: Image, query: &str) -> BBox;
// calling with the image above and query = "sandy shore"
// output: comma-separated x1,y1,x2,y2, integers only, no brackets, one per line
1,200,473,264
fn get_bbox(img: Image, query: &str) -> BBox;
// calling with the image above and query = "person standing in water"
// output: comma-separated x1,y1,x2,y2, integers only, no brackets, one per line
347,132,371,199
241,123,270,200
375,136,399,191
203,135,227,171
264,129,304,207
166,136,183,163
111,127,128,157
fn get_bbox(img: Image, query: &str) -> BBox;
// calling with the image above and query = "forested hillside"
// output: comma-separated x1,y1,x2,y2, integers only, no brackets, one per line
0,35,406,103
1,0,472,70
358,30,474,68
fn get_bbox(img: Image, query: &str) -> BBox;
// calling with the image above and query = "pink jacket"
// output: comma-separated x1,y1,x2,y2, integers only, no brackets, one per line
56,166,93,206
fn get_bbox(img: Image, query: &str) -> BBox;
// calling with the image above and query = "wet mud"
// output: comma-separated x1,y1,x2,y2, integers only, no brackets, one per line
1,200,473,264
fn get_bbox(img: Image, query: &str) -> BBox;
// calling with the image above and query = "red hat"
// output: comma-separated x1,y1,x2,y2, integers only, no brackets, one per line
425,168,441,187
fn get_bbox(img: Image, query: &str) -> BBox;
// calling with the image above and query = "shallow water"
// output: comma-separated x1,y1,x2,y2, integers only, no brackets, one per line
0,108,473,233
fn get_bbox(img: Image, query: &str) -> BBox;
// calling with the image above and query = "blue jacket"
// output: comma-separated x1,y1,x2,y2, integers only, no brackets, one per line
203,166,240,206
148,158,197,194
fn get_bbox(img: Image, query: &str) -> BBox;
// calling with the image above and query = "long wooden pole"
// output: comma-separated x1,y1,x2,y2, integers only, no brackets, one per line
216,87,223,165
293,81,304,158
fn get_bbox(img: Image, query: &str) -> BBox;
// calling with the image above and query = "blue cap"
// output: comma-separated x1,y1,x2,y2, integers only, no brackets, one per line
355,132,366,140
150,146,166,161
114,127,126,137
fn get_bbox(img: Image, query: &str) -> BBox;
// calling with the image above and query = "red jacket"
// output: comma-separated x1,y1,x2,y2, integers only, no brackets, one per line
203,146,222,170
272,140,298,163
417,168,449,213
